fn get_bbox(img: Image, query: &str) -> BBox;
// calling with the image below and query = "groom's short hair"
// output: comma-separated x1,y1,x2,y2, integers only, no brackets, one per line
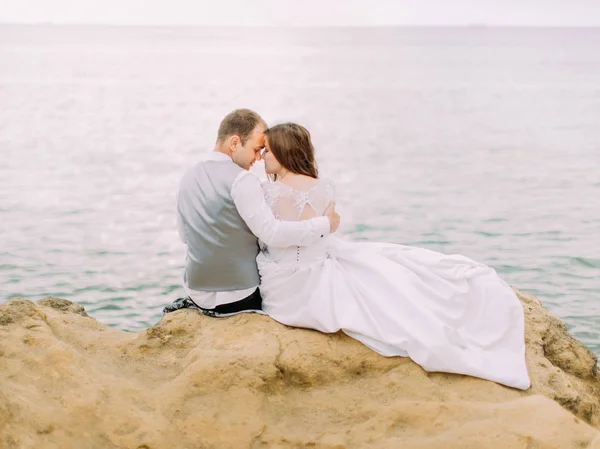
217,109,267,145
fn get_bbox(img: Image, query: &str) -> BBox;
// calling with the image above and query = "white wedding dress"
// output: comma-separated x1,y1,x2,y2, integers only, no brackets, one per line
258,179,531,390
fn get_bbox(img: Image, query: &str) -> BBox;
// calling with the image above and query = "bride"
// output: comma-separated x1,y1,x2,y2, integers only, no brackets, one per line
257,122,531,390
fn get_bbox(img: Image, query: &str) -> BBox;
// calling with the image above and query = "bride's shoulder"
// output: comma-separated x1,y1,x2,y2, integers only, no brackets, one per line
318,177,336,194
262,178,334,197
261,180,286,198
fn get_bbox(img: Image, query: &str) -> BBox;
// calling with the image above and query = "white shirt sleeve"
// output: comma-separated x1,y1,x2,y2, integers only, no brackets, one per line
231,171,330,247
176,191,187,244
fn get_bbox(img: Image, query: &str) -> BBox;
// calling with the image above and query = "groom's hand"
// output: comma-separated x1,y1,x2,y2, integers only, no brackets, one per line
324,202,340,233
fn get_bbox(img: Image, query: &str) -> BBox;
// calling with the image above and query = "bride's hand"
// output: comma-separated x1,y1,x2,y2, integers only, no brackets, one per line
324,202,340,233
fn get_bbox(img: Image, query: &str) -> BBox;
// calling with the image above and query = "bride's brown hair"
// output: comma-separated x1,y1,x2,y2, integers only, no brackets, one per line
265,123,319,181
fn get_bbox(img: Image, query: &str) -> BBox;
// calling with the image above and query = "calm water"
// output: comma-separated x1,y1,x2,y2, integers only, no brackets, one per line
1,25,599,356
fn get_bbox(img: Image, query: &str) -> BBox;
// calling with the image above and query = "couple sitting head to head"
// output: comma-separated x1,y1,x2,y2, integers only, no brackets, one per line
214,108,318,182
165,107,338,318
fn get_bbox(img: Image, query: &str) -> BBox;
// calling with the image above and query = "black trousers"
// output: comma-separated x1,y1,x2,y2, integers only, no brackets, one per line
163,287,262,315
207,287,262,314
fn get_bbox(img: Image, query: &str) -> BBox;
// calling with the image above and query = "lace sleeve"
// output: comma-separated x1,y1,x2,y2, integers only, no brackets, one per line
323,178,336,203
306,178,335,217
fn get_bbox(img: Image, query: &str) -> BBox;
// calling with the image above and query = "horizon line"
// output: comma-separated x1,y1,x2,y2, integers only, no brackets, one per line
2,22,600,29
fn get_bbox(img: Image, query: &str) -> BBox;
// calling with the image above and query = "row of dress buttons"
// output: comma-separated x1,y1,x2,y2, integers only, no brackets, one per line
293,246,301,273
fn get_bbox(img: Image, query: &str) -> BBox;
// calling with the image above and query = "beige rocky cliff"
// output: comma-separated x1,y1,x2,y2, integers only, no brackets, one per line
1,288,599,449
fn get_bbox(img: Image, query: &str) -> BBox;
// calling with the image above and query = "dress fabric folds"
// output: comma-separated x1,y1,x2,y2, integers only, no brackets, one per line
257,180,530,390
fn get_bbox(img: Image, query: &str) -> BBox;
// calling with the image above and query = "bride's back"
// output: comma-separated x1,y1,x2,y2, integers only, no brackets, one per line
262,178,335,222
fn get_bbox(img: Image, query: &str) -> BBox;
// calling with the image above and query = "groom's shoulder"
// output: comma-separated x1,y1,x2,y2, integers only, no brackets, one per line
185,158,244,178
179,160,244,196
231,169,263,193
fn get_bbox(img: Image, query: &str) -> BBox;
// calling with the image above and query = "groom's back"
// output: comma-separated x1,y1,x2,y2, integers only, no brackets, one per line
178,159,260,291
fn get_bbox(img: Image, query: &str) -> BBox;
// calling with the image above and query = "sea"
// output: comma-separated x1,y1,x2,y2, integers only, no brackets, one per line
1,24,599,357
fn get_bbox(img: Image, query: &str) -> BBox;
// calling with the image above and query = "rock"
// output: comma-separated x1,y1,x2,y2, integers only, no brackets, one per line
0,288,599,449
518,289,600,426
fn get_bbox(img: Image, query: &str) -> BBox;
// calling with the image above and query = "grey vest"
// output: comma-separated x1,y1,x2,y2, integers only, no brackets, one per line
178,159,260,291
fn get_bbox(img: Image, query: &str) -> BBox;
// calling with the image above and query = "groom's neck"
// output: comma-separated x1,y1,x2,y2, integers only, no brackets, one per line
213,145,232,158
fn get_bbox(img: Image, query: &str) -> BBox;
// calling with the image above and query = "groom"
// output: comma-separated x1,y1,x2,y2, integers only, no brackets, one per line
163,108,340,317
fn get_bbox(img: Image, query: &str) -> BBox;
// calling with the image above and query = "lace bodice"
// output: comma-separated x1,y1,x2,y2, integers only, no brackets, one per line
259,179,336,266
262,179,335,221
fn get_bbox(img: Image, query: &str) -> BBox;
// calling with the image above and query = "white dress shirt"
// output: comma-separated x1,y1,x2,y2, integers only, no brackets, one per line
177,152,330,309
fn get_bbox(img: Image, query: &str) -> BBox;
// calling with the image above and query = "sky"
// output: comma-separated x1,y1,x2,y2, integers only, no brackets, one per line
1,0,599,27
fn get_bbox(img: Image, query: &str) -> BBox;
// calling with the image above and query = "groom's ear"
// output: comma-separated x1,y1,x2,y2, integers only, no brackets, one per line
229,135,240,151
